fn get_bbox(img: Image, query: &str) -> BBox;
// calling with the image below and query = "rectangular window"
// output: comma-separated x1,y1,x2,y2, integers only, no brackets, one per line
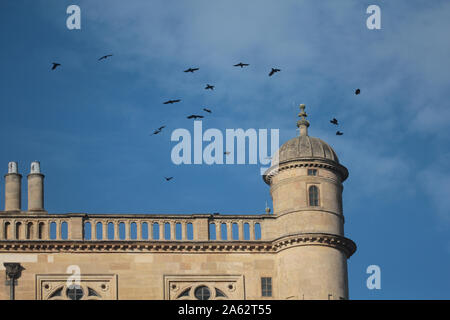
307,169,317,176
261,277,272,297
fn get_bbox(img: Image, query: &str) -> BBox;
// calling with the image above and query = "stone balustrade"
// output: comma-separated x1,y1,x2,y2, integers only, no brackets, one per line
0,213,272,242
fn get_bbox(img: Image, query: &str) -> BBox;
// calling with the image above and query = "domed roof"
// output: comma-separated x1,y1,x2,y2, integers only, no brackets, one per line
273,135,339,165
271,104,339,165
264,104,348,184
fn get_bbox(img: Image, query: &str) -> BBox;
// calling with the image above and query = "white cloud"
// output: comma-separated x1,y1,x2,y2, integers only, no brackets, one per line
419,153,450,223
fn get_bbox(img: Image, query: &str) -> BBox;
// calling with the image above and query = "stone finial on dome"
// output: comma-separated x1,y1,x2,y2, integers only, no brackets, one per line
296,104,310,136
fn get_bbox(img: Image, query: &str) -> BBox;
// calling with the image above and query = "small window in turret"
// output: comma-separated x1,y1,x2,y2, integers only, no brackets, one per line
307,169,317,176
309,186,320,206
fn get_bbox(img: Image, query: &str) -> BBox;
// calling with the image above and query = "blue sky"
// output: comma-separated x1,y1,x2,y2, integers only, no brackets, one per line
1,0,449,299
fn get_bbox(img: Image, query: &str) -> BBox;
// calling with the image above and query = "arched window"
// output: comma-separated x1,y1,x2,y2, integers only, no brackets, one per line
209,223,216,240
152,223,160,240
243,223,250,240
194,286,211,300
95,222,103,240
164,222,171,240
15,222,23,240
220,223,227,240
67,285,84,300
254,223,261,240
175,223,182,240
4,222,11,240
232,223,239,240
84,222,92,240
130,222,137,240
61,222,68,240
108,222,115,240
309,185,319,206
186,223,193,240
119,222,126,240
141,222,148,240
38,222,45,239
26,222,33,239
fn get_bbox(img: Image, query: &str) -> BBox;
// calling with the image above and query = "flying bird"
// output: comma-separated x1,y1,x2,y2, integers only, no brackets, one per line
163,99,181,104
187,115,204,119
234,62,249,68
330,118,338,125
355,88,361,95
98,54,113,61
151,126,166,135
164,177,173,181
203,108,212,113
184,67,199,73
205,84,214,90
269,68,281,76
336,131,344,136
51,63,61,70
224,151,231,155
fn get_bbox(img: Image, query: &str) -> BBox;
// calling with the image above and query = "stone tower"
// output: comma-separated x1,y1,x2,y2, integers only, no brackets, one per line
264,104,356,300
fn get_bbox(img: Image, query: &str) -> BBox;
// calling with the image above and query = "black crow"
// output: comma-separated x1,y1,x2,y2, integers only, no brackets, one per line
151,126,166,135
163,99,181,104
269,68,281,76
224,151,231,155
51,63,61,70
187,115,204,119
336,131,344,136
98,54,113,61
203,108,212,113
205,84,214,90
330,118,338,125
355,88,361,95
164,177,173,181
234,62,249,68
184,67,199,73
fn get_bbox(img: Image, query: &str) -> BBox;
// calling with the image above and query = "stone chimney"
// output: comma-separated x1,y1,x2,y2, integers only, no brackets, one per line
27,161,45,212
4,162,22,212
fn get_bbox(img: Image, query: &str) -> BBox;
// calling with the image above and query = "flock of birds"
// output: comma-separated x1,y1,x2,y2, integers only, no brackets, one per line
50,55,361,182
329,88,361,136
51,54,113,70
155,64,282,132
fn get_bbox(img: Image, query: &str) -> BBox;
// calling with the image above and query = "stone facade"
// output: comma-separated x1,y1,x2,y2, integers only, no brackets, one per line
0,106,356,300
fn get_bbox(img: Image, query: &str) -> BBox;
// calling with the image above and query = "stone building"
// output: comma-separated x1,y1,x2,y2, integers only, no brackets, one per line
0,105,356,300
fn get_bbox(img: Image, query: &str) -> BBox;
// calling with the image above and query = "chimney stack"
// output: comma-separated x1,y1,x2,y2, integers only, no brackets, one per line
4,162,22,212
27,161,45,212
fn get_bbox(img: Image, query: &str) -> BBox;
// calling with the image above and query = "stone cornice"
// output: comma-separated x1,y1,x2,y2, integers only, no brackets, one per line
263,159,349,185
0,213,275,220
271,233,356,258
0,233,356,258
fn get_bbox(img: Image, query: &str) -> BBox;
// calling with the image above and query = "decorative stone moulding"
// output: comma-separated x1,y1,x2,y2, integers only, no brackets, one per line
0,232,356,257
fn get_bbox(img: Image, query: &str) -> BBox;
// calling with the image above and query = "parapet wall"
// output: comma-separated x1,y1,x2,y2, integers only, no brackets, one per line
0,213,273,242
